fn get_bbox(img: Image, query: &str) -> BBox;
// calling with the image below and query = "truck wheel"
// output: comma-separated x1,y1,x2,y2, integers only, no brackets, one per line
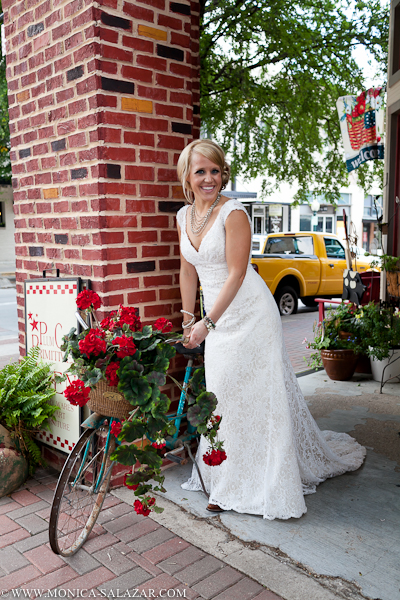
301,298,318,309
275,286,298,316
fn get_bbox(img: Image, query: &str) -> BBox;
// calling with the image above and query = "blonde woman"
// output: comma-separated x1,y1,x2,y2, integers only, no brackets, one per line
176,139,365,519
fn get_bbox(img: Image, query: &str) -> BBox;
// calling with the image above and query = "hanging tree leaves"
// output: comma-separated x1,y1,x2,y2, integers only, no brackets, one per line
199,0,389,202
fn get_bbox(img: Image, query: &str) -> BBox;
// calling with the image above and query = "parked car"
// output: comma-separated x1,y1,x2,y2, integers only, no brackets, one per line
251,232,373,315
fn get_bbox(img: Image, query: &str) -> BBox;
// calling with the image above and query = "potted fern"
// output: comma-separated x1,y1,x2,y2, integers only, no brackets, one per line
0,346,59,478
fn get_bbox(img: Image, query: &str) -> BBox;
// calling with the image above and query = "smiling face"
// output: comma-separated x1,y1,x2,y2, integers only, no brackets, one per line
187,152,222,205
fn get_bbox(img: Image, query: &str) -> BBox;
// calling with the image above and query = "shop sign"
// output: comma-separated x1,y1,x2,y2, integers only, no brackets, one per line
25,278,82,453
336,87,384,172
269,204,282,217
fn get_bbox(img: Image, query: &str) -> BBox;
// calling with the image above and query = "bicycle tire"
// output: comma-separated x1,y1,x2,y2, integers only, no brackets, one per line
49,425,116,556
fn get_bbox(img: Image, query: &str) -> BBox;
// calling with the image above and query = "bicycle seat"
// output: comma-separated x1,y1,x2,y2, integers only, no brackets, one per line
173,341,205,357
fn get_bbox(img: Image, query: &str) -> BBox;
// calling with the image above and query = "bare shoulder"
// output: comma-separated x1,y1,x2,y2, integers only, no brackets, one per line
222,199,250,227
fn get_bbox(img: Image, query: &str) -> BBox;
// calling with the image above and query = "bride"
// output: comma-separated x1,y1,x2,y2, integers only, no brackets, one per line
175,138,366,519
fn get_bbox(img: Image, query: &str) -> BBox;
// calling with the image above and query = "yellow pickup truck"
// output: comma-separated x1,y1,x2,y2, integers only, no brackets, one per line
251,232,372,315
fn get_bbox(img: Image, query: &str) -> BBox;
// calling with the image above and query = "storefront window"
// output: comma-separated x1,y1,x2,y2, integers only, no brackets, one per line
300,215,312,231
338,193,351,205
325,216,333,233
254,216,262,234
364,195,382,218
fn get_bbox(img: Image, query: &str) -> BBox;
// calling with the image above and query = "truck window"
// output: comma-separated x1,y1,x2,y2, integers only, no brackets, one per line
324,238,346,259
264,236,314,255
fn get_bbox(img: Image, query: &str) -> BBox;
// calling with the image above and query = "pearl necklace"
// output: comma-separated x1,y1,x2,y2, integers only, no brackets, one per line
190,193,221,236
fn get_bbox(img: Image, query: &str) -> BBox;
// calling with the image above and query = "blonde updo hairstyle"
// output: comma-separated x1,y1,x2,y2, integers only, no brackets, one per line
177,139,230,204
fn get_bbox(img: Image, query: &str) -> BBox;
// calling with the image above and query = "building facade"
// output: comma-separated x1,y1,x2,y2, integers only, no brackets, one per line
385,0,400,256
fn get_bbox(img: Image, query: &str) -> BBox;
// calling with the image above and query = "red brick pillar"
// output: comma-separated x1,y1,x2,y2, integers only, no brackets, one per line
3,0,200,354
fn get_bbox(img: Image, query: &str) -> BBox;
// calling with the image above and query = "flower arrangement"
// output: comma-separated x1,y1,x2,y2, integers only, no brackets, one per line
60,289,226,516
305,301,400,369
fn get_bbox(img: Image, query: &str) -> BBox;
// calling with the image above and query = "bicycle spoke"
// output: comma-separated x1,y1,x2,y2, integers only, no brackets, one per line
49,427,115,556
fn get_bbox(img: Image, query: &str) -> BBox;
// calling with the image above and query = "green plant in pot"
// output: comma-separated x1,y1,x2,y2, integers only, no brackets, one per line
306,302,365,380
0,346,59,474
368,253,400,299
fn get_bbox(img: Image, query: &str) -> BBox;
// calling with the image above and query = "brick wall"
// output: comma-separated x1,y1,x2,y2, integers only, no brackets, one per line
3,0,200,355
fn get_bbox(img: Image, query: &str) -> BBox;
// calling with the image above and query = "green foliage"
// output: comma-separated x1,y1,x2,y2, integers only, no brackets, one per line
368,253,400,272
0,347,59,472
200,0,388,199
0,7,10,185
306,301,400,368
354,303,400,361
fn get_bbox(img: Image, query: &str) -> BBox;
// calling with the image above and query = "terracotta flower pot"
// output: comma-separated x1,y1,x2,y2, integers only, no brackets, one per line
320,349,359,381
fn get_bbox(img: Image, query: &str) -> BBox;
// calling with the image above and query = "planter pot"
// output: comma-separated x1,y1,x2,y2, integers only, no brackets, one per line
0,448,28,498
386,271,400,298
370,348,400,383
320,349,359,381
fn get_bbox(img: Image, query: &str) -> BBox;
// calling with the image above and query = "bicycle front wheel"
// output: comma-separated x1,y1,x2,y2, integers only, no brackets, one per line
49,425,116,556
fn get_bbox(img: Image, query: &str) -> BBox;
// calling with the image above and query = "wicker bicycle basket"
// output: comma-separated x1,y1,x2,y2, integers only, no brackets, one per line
88,379,133,419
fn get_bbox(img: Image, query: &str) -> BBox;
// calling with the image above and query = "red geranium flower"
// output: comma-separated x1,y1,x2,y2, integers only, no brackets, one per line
115,306,142,332
113,336,137,359
79,328,107,357
357,101,365,115
100,314,116,330
134,499,151,517
153,318,173,333
64,380,91,407
76,290,102,311
111,420,124,437
151,440,166,449
203,449,227,467
123,473,138,490
105,362,120,387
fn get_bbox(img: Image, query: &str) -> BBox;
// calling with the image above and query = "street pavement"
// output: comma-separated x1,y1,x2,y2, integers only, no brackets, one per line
0,287,19,370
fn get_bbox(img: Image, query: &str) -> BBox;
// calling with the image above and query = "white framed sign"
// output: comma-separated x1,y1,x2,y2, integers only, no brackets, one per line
25,277,82,453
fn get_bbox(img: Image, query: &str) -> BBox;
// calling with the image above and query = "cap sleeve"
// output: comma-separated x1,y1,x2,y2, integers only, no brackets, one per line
221,199,251,225
176,205,188,230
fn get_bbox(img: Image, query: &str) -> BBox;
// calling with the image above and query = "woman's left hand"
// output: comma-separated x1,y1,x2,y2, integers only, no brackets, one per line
183,321,208,349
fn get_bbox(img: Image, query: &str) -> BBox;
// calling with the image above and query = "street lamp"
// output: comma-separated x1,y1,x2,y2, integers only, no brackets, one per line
311,199,320,231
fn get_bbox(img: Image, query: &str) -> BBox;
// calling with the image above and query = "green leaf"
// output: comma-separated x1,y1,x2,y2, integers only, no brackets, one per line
157,343,176,360
135,447,163,469
147,371,166,386
110,444,139,465
121,420,146,442
131,326,153,340
187,391,217,427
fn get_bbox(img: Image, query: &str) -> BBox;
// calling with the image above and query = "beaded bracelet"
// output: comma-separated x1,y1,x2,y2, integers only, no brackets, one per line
182,316,195,329
203,315,216,332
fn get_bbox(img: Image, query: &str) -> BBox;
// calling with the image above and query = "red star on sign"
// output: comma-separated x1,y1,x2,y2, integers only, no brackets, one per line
31,320,38,331
28,313,33,320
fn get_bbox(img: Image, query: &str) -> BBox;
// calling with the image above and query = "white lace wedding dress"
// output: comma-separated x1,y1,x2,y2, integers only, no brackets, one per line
177,199,366,520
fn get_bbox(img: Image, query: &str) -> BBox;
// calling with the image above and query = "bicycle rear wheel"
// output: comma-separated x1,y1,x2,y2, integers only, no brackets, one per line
49,425,116,556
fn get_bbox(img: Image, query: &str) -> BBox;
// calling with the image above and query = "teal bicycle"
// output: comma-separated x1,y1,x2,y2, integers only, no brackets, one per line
49,333,204,557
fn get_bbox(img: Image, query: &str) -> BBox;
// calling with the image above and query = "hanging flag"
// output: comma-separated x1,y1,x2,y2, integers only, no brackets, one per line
336,87,384,172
